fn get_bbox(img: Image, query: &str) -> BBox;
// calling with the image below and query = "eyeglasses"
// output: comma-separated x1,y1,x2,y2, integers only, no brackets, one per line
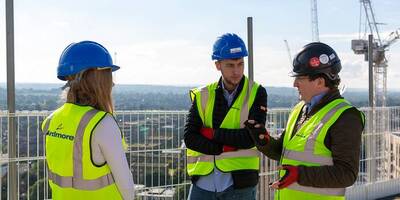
294,76,310,81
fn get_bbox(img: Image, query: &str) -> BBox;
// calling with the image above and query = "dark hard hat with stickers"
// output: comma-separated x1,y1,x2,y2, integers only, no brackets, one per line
291,42,341,80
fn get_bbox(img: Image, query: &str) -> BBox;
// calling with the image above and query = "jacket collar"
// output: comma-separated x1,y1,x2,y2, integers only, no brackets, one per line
216,76,246,106
307,88,342,116
216,76,245,93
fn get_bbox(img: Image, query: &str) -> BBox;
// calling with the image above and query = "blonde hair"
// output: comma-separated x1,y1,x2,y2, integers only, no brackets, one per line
65,68,114,113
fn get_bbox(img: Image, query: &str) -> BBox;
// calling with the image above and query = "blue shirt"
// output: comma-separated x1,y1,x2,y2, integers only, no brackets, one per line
196,81,237,192
306,91,328,114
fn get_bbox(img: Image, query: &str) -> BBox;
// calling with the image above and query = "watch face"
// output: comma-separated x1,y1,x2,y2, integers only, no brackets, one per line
259,134,265,139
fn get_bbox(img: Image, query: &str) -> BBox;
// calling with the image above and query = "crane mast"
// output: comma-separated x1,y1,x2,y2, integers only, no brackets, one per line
283,40,292,65
311,0,319,42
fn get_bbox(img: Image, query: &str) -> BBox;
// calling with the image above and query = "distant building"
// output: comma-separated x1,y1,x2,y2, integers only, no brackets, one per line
390,132,400,178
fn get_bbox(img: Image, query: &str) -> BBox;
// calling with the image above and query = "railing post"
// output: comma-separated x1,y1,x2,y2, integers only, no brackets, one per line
5,0,18,199
247,17,254,83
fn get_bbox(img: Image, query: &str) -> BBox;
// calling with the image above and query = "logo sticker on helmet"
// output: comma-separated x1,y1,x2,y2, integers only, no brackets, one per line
329,53,336,60
319,54,329,64
309,57,320,67
230,47,242,54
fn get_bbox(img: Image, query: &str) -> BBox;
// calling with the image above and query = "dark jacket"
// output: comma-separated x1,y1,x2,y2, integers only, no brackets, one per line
184,76,267,189
257,89,365,188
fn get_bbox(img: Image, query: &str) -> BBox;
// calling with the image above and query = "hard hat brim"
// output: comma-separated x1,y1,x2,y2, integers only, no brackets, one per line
289,71,308,77
57,64,120,81
100,65,120,72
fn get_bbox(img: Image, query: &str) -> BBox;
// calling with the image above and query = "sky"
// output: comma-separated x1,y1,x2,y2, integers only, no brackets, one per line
1,0,400,89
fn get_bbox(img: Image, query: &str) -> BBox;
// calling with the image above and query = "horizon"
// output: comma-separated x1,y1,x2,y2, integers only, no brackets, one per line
1,82,400,92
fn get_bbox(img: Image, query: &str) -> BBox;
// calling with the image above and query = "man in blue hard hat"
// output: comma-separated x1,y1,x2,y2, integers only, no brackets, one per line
184,33,268,200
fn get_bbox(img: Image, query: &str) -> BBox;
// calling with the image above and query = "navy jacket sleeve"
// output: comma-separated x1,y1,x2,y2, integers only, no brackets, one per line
183,97,223,155
212,86,268,149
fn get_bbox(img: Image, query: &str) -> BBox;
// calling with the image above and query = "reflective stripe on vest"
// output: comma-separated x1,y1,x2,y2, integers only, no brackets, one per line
194,80,255,128
288,183,345,196
280,99,358,198
282,149,333,165
187,149,260,164
43,109,115,190
47,170,115,190
282,102,350,166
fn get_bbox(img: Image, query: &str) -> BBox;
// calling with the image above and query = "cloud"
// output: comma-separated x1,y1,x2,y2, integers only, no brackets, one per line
340,55,368,88
338,51,400,89
113,39,216,86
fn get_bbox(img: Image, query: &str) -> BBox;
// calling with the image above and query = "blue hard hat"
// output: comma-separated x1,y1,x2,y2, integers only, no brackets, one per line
211,33,248,61
57,41,119,81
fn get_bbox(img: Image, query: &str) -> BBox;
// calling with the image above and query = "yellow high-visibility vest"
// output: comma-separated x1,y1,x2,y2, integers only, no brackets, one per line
186,77,261,176
276,99,364,200
42,103,124,200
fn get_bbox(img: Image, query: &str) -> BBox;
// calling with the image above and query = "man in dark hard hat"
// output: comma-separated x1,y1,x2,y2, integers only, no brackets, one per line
246,42,365,200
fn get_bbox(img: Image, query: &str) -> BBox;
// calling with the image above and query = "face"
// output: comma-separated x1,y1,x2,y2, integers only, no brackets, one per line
293,75,327,103
215,58,244,90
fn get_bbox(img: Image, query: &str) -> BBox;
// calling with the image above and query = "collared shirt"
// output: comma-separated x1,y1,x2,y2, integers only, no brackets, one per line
221,81,238,106
306,91,328,114
295,91,328,138
195,81,237,192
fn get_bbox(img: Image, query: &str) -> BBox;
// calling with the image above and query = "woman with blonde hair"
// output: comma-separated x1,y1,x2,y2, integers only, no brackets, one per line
42,41,134,199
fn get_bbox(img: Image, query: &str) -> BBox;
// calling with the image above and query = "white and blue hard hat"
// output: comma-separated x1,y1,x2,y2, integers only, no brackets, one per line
211,33,248,61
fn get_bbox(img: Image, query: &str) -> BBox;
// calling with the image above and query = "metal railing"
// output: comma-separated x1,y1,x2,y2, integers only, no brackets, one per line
0,107,399,199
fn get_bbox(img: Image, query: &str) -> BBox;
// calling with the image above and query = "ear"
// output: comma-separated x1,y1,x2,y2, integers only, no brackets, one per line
317,77,326,88
215,61,221,71
66,76,75,81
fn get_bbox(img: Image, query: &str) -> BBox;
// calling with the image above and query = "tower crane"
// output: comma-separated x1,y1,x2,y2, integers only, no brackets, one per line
283,39,298,107
351,0,400,107
283,40,292,65
351,0,400,182
311,0,320,42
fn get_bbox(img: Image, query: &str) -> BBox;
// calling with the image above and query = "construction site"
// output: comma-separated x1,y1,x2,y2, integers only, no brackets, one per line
2,0,400,199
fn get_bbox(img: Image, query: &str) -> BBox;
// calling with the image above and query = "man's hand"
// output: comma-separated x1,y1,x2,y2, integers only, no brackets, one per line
200,127,214,140
270,165,299,189
200,127,237,152
244,120,270,146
